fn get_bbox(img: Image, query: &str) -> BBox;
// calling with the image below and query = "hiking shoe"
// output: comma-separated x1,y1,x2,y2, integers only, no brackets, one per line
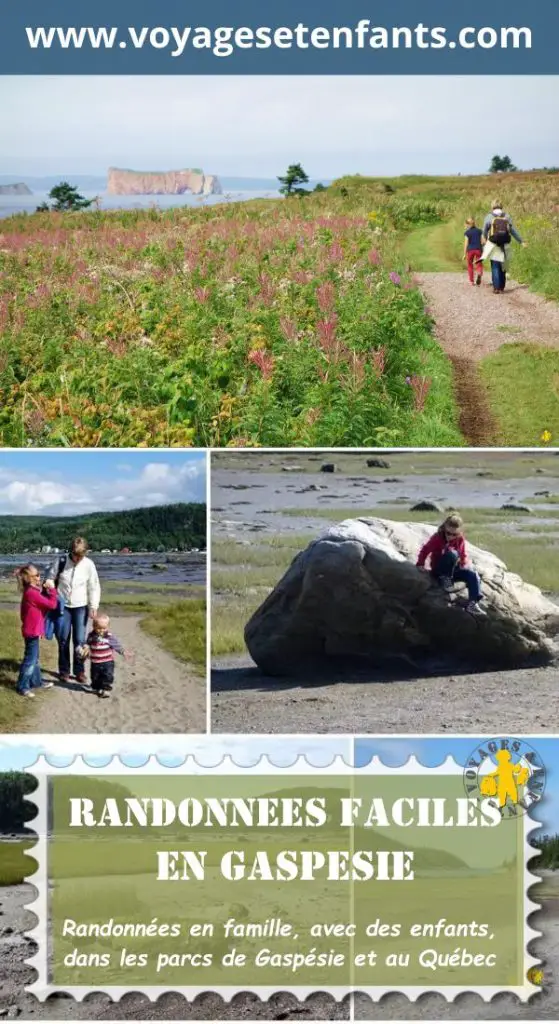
59,673,71,683
439,576,454,592
466,601,487,617
75,673,87,684
19,691,35,698
37,682,54,690
476,274,482,286
99,691,110,699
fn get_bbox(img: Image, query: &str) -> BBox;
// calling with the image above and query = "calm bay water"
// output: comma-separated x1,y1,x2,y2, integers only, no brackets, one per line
0,552,205,586
0,189,281,219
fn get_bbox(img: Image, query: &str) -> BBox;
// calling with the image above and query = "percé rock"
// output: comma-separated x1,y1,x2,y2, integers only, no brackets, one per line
245,518,559,676
107,167,222,196
0,183,32,195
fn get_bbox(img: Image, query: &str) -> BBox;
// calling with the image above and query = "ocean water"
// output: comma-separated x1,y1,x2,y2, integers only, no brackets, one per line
0,189,282,220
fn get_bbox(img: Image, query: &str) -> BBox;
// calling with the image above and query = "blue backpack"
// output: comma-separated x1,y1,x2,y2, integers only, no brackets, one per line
44,556,66,641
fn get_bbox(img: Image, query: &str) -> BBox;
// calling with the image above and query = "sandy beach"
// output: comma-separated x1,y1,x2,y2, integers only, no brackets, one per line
14,614,206,734
0,884,348,1021
212,656,559,734
0,879,553,1020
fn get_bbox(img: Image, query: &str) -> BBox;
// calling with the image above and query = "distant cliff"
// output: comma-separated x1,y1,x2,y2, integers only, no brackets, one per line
107,167,222,196
0,183,32,195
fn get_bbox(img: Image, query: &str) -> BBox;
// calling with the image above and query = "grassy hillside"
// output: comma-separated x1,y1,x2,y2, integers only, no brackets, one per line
2,168,558,447
0,501,206,552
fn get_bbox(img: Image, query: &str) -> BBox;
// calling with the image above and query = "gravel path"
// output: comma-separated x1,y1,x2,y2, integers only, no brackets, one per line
18,616,205,734
417,273,559,445
212,655,559,734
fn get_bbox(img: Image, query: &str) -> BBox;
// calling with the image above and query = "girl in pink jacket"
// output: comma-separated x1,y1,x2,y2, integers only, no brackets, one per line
16,565,58,697
416,513,487,617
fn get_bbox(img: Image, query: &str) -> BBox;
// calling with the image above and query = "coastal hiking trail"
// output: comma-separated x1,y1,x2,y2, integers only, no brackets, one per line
19,614,205,734
406,222,559,445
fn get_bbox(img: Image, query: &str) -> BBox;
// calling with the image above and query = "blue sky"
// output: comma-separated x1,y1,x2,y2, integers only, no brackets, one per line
2,76,558,178
355,737,559,834
0,450,206,514
1,736,556,835
0,737,352,772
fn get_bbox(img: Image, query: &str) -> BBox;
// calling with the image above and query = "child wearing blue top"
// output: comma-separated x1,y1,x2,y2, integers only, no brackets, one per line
463,218,483,287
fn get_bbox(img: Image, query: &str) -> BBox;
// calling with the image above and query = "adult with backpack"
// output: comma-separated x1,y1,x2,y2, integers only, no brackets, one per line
481,200,527,294
45,536,101,684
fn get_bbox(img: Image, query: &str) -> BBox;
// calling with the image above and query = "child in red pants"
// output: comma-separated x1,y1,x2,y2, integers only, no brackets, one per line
463,218,483,286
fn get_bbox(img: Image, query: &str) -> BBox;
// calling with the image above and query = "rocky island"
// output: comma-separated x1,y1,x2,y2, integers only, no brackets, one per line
107,167,222,196
0,183,32,195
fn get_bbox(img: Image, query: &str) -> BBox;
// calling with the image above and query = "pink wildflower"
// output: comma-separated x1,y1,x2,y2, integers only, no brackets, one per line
248,349,275,380
257,272,275,307
317,315,339,359
409,374,432,412
316,280,336,312
280,317,298,342
328,242,344,262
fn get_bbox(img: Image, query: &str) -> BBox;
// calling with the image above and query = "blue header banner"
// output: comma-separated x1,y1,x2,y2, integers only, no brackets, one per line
0,0,556,74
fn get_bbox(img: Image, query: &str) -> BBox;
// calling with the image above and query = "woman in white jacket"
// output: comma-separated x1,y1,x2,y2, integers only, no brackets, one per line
46,537,101,684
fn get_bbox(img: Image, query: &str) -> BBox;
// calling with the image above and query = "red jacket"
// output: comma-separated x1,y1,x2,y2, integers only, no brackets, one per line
416,530,467,571
20,585,58,639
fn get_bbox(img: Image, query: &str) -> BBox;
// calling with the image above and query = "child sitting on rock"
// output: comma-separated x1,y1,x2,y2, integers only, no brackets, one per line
416,512,487,617
77,613,131,698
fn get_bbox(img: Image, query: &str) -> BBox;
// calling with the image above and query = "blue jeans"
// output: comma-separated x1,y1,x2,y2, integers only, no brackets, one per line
55,606,88,676
433,549,482,602
491,260,506,291
17,636,43,694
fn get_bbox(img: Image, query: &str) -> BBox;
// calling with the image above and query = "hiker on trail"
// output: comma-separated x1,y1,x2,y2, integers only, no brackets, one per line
463,218,484,287
416,512,487,617
45,537,101,684
77,613,132,698
481,200,527,294
15,565,58,697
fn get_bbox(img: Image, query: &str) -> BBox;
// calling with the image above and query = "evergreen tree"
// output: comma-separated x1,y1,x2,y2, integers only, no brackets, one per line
41,181,94,212
278,163,310,197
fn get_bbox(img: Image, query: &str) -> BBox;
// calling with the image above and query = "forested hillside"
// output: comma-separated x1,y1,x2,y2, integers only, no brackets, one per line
0,502,206,552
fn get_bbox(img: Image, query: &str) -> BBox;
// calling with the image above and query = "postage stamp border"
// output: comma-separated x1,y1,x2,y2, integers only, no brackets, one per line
21,752,543,1002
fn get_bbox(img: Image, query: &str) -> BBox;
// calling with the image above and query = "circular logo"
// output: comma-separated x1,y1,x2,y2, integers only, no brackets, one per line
463,738,546,817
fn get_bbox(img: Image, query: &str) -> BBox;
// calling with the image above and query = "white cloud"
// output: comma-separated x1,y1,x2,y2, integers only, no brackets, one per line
0,479,89,514
0,457,206,515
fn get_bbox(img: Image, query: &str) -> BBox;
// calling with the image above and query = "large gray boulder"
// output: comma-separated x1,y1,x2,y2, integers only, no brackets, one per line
244,518,559,675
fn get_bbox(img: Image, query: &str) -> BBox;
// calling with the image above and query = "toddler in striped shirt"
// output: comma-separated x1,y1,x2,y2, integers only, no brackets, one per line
77,613,131,698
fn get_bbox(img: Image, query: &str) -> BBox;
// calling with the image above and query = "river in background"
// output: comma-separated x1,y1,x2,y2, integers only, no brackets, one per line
0,552,205,587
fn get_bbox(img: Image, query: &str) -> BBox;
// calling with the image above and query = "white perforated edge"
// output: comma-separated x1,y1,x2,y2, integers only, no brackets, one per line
24,753,542,1002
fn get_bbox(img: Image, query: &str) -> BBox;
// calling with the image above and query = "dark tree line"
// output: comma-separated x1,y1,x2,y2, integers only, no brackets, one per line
0,772,37,833
530,833,559,869
0,503,206,554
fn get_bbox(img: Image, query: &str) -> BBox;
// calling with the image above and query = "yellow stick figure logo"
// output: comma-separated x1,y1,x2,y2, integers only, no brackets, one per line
464,738,545,818
479,749,530,807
